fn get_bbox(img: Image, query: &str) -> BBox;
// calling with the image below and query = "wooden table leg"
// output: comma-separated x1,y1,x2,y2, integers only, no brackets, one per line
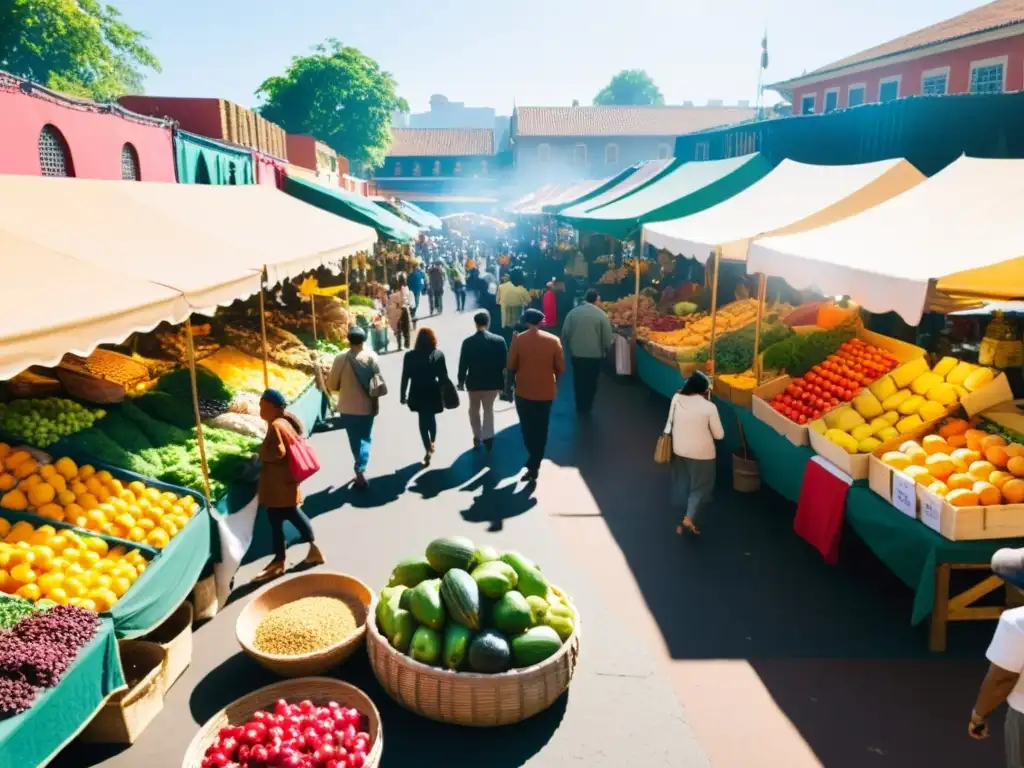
930,563,952,652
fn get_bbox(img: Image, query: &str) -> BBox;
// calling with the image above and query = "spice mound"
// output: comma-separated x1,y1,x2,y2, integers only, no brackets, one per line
253,596,360,656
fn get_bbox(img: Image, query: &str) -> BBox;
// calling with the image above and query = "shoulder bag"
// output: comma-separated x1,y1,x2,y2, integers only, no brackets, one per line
345,352,387,415
655,399,675,465
279,420,321,483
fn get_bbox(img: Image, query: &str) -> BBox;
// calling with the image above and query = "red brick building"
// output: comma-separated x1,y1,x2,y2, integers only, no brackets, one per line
0,72,175,181
771,0,1024,115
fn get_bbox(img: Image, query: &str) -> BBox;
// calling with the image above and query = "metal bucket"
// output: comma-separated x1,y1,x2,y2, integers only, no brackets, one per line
732,451,761,493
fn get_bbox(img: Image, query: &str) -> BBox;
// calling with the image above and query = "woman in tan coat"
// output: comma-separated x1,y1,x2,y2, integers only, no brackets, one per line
253,389,324,582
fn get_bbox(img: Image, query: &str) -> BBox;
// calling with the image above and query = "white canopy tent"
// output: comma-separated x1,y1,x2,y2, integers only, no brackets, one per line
642,158,924,263
746,156,1024,325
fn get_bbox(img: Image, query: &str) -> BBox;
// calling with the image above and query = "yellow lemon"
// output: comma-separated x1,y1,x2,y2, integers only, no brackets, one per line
39,465,57,480
107,545,126,559
109,498,128,515
66,563,86,579
68,597,83,608
0,551,9,569
16,583,40,601
96,559,116,574
128,481,147,496
135,562,147,574
143,507,162,524
37,571,64,594
57,490,76,506
116,563,139,582
114,513,135,530
146,529,169,549
85,477,103,496
160,491,177,504
94,574,112,589
171,515,189,531
46,474,66,494
10,562,36,584
136,496,151,511
48,587,69,604
85,508,105,527
158,499,173,513
29,546,53,570
88,588,116,612
77,465,96,480
62,546,82,563
127,527,146,542
137,518,155,532
77,493,99,511
28,525,55,545
63,577,86,598
71,515,89,529
0,570,11,593
69,481,87,496
144,488,161,503
107,523,129,539
78,598,97,613
81,550,100,568
84,537,108,556
49,557,68,572
81,571,98,588
107,479,124,495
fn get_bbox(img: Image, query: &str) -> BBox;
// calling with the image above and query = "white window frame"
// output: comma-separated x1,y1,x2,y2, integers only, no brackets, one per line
537,143,551,163
657,143,671,160
800,93,816,115
694,142,710,161
878,75,902,102
969,55,1009,93
573,143,588,166
604,143,619,165
920,66,950,96
846,83,866,107
822,87,840,113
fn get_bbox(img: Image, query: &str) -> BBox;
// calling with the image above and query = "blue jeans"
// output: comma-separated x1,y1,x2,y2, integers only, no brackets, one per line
339,414,374,473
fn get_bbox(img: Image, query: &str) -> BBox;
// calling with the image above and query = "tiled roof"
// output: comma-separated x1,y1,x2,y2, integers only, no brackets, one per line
780,0,1024,84
513,106,756,137
388,128,494,157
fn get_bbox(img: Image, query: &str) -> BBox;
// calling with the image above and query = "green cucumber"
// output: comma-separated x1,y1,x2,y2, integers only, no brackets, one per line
471,561,518,599
426,536,477,573
511,625,562,668
377,586,407,640
440,568,481,630
499,550,539,578
390,609,417,653
492,591,532,635
409,626,442,666
408,578,446,631
388,556,438,588
443,623,472,670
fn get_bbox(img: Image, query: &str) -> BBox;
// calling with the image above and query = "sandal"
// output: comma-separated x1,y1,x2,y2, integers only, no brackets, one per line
252,559,286,583
676,519,701,537
300,544,325,567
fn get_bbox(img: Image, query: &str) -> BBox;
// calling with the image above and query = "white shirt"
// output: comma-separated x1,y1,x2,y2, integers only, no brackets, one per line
663,393,725,460
987,607,1024,713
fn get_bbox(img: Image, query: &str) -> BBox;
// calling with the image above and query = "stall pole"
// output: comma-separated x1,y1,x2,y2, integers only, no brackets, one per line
706,248,722,377
632,233,643,343
258,284,270,390
752,273,768,383
345,257,351,310
184,319,213,506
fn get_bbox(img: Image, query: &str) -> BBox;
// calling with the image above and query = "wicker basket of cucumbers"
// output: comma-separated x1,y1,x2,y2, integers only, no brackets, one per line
366,536,581,726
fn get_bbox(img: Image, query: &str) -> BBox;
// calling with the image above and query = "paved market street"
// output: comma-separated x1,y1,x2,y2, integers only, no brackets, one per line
56,292,1004,768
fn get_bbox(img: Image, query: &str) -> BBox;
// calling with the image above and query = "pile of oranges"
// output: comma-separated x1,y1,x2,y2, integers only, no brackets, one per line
0,517,148,612
0,447,197,549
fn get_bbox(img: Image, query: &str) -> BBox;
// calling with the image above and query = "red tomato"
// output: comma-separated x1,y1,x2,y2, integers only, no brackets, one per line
797,414,807,424
843,389,853,400
812,410,822,419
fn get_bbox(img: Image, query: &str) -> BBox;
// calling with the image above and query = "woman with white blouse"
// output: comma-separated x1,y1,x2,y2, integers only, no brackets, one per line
662,371,725,536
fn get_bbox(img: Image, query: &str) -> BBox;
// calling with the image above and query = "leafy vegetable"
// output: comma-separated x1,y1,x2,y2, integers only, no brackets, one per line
94,412,154,454
348,294,375,308
55,427,161,478
134,391,196,430
694,323,794,374
120,400,190,446
156,367,233,406
761,326,857,376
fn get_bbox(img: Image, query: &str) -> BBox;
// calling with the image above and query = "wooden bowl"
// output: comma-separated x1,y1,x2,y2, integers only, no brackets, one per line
181,677,383,768
236,571,373,678
366,588,581,726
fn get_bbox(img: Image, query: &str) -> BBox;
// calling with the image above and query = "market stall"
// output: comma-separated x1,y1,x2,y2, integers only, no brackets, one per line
283,173,419,243
539,166,636,214
513,178,611,216
557,157,674,221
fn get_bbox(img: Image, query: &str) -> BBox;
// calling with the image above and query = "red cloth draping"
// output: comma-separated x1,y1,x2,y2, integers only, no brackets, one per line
794,457,853,564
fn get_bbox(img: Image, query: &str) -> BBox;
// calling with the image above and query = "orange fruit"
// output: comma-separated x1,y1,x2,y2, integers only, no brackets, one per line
947,434,968,449
990,471,1014,490
965,430,988,451
922,435,949,455
986,445,1010,469
925,454,955,481
947,473,975,491
926,481,949,497
969,461,997,481
1003,479,1024,504
1007,443,1024,459
974,481,1002,506
1008,456,1024,478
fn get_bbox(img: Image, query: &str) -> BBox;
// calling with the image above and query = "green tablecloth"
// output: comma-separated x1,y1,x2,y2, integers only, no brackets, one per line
0,618,124,768
289,383,329,439
110,506,211,638
735,408,815,503
636,346,685,399
845,487,1024,625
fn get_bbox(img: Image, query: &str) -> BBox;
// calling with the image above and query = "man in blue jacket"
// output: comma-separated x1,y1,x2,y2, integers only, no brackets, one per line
407,264,425,317
458,311,508,451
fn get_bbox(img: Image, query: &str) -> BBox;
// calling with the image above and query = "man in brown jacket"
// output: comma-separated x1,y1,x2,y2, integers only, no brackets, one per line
507,308,566,481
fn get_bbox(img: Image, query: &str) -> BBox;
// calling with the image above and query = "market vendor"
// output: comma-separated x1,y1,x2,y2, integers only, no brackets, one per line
253,388,324,583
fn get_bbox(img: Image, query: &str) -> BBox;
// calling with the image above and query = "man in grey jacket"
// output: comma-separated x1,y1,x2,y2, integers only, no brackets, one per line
561,289,613,415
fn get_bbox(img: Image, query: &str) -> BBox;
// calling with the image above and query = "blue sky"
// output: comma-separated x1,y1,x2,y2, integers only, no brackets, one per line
113,0,983,113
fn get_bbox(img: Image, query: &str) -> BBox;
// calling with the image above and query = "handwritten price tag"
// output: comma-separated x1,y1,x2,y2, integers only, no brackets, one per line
919,488,944,533
892,472,917,518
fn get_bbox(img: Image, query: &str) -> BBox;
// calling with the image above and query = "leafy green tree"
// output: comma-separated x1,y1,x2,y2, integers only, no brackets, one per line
257,39,409,170
593,69,665,106
0,0,160,100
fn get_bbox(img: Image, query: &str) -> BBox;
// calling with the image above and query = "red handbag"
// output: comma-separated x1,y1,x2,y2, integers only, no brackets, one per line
281,423,320,483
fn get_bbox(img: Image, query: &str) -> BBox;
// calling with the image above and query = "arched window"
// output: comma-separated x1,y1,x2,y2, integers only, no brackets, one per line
228,161,238,185
412,162,422,177
432,160,441,176
38,125,74,177
195,155,211,184
394,161,402,176
121,143,141,180
604,143,619,165
573,144,587,166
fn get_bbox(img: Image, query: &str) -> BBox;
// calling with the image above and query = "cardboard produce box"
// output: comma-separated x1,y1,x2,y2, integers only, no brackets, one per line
751,328,925,447
868,374,1024,540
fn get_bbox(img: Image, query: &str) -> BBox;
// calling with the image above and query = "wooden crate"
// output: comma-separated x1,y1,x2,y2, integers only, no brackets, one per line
80,641,166,745
142,601,193,693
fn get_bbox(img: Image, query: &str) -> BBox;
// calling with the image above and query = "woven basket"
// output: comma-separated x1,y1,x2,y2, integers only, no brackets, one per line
142,600,193,694
236,571,373,678
80,640,166,745
366,590,581,726
181,677,383,768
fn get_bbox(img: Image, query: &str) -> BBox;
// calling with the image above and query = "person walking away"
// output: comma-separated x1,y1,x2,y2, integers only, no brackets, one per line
408,264,425,317
253,388,324,582
507,308,565,482
561,288,613,415
458,311,507,451
663,372,723,536
497,271,531,341
401,328,449,465
540,281,558,328
386,276,413,351
326,327,382,489
452,264,467,312
428,263,445,314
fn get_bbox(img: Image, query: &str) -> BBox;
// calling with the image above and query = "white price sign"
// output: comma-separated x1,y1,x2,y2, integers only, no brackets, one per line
892,472,917,518
919,488,944,533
